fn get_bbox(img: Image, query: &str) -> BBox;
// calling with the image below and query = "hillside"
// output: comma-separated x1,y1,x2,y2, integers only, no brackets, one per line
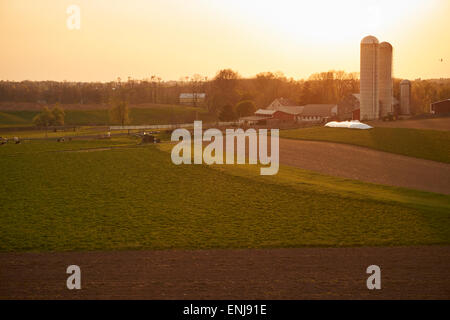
0,139,449,252
281,126,450,163
0,103,217,126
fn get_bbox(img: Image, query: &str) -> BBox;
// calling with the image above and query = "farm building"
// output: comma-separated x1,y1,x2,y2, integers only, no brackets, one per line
240,109,296,125
179,93,206,106
266,98,337,121
338,94,363,120
267,97,298,110
338,93,399,120
296,104,337,122
238,115,271,125
240,100,338,125
430,99,450,115
275,106,305,115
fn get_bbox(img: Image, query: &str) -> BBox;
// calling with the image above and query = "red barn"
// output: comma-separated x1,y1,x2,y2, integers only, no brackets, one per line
272,110,296,121
431,99,450,115
239,109,296,125
352,109,360,120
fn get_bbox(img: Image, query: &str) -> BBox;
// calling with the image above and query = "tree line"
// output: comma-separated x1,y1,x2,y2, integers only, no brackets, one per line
1,71,449,116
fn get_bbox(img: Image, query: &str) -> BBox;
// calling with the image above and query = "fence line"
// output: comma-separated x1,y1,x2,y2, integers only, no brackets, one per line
109,121,240,131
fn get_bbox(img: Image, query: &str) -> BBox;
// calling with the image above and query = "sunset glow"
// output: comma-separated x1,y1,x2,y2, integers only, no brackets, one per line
0,0,448,81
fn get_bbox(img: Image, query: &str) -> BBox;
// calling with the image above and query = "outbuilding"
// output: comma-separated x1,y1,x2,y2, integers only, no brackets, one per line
240,109,296,125
256,109,296,121
430,99,450,115
338,93,400,120
296,104,338,123
179,93,206,106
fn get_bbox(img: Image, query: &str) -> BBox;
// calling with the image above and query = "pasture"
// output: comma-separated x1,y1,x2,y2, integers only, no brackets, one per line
0,138,449,252
0,103,216,126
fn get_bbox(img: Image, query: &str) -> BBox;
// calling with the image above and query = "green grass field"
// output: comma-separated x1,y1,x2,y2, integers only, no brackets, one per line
0,137,137,155
0,104,216,126
0,111,32,125
281,127,450,163
0,138,448,252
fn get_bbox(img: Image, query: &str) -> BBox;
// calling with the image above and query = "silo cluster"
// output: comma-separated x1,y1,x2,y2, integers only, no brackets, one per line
400,79,411,115
360,36,380,120
360,36,394,120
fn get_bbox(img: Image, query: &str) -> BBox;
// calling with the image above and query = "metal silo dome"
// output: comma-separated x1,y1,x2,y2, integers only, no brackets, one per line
361,35,379,45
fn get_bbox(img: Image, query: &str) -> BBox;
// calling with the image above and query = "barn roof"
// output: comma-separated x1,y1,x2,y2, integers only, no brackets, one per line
255,109,276,115
277,106,304,115
267,97,299,110
431,99,450,105
272,97,297,107
301,104,337,116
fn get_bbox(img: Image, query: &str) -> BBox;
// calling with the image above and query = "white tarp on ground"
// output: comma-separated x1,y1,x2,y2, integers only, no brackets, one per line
325,120,373,130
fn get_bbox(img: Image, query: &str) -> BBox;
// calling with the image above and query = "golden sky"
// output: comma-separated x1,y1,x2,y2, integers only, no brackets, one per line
0,0,449,82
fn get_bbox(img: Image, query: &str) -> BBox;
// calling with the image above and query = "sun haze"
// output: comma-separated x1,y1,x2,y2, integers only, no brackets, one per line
0,0,448,81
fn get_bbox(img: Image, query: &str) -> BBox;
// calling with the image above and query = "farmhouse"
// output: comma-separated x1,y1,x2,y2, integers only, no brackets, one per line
430,99,450,115
267,97,298,110
179,93,206,106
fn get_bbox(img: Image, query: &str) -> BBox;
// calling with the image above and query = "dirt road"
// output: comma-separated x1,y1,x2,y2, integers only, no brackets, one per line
0,246,448,299
279,139,450,194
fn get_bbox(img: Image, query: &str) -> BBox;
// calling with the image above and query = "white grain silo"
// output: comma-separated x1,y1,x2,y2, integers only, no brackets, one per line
378,42,393,118
360,35,380,120
400,79,411,115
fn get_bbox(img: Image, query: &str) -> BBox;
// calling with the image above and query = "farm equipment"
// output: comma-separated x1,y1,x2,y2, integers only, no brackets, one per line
141,134,155,144
381,112,396,121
